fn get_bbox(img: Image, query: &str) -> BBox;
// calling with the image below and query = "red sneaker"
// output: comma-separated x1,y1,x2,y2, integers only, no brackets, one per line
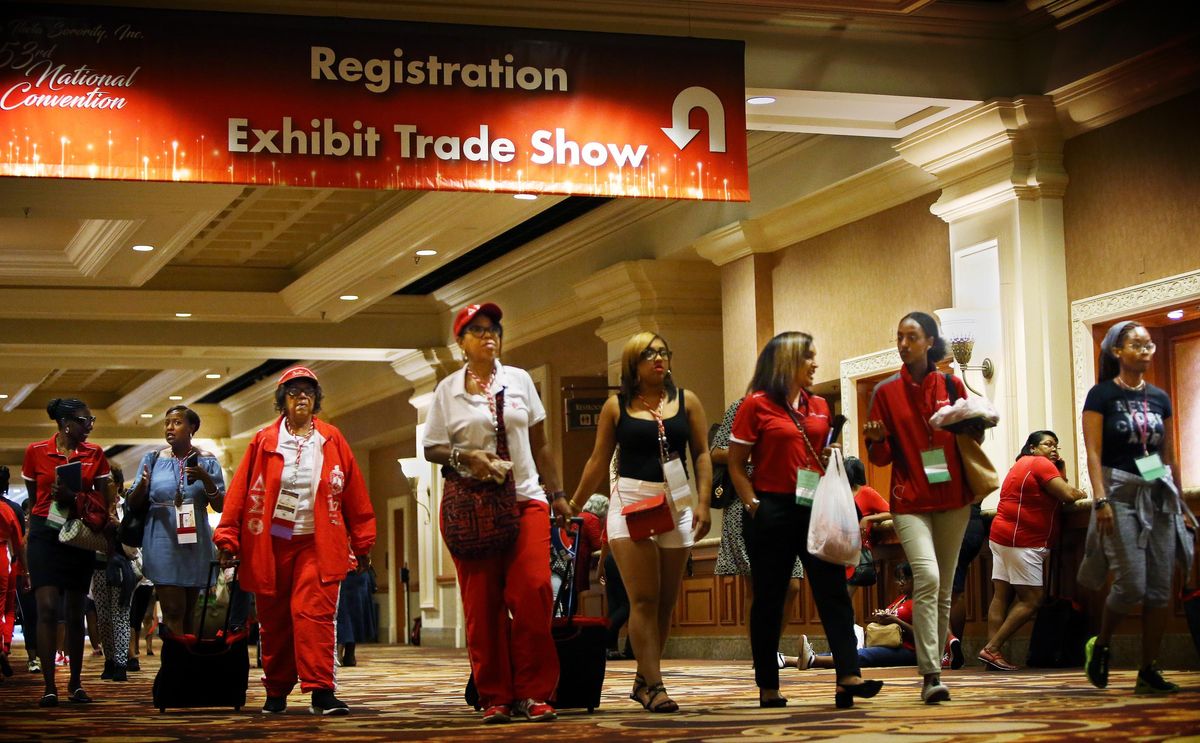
482,704,512,724
515,698,557,722
940,652,951,669
978,647,1019,671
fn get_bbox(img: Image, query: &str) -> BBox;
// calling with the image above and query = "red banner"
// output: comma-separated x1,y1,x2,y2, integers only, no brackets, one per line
0,5,748,201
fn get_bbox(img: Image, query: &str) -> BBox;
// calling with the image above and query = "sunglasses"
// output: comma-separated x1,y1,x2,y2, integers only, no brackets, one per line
285,386,317,399
67,415,97,426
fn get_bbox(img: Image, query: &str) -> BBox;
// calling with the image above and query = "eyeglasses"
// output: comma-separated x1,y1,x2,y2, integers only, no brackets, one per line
640,347,673,361
285,386,317,399
68,415,97,426
1122,342,1156,354
464,324,502,338
1036,441,1059,450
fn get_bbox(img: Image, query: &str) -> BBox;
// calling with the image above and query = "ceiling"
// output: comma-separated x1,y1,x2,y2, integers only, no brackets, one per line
0,0,1091,469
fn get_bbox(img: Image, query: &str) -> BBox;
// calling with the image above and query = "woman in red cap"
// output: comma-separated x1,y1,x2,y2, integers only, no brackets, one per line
215,367,376,716
423,302,572,724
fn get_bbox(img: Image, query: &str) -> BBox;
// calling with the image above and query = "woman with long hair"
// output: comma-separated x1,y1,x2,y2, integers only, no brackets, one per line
569,331,712,713
423,303,570,724
127,406,225,637
22,398,112,706
979,430,1083,671
863,312,977,704
1078,320,1192,693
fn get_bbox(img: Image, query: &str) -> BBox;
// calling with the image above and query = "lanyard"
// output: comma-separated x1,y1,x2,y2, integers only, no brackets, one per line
1131,393,1151,456
636,392,669,461
283,419,315,493
466,366,498,429
783,393,825,475
174,447,196,507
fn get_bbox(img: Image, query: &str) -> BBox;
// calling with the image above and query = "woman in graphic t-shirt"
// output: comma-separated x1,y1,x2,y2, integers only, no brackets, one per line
1079,320,1192,695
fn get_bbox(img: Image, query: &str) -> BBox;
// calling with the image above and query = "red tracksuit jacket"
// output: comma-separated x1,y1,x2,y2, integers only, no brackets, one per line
866,368,971,515
213,417,376,594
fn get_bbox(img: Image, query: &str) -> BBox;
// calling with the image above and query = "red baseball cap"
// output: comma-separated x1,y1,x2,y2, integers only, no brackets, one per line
277,366,319,386
453,302,503,336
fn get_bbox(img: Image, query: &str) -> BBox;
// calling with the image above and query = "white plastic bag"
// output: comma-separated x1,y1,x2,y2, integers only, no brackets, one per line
806,449,862,566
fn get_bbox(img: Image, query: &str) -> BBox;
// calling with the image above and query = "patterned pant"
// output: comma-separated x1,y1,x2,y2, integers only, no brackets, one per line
91,568,131,668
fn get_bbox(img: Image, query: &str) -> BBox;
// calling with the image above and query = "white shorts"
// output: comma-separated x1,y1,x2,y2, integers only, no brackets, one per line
607,477,693,549
989,541,1049,587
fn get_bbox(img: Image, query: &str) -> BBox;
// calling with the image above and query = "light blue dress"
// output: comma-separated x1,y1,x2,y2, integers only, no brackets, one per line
131,450,225,588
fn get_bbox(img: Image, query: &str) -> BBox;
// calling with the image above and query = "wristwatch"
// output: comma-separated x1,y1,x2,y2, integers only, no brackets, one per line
1093,498,1109,511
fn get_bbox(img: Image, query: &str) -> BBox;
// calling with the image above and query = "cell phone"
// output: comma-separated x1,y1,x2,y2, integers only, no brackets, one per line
825,414,848,447
185,452,199,483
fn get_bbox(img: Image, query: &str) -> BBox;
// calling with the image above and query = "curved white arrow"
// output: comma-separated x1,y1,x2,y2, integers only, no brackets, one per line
661,86,726,153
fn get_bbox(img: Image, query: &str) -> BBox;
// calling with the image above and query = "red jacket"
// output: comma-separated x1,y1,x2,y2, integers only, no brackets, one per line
213,417,376,594
866,368,971,514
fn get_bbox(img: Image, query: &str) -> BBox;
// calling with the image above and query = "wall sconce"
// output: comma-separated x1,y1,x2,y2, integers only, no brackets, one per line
949,335,994,396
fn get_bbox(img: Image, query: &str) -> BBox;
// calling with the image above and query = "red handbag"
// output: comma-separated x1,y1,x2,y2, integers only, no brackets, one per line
620,491,675,542
439,387,520,560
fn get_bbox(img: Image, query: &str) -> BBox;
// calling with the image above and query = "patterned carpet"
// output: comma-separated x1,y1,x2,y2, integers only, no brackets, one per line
1,642,1198,742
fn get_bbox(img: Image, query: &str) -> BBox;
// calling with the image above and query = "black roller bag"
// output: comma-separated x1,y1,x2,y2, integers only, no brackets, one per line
153,561,250,712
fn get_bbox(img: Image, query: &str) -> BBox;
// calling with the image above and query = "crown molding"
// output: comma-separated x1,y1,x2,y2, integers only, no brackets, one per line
109,368,207,424
1051,34,1200,139
65,219,143,278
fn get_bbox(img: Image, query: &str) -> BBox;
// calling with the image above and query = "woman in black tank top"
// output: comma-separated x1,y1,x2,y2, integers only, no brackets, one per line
568,332,711,714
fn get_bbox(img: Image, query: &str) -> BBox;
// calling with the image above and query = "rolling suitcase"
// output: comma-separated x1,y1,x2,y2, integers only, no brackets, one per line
153,561,250,712
548,518,609,712
465,518,609,713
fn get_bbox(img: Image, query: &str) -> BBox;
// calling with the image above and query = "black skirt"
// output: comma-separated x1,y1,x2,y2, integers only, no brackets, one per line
28,517,96,592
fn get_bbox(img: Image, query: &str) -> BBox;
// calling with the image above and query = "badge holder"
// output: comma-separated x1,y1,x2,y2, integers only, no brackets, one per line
663,455,692,507
46,501,69,531
176,502,198,544
921,448,952,484
271,490,299,539
1135,453,1167,482
795,468,820,507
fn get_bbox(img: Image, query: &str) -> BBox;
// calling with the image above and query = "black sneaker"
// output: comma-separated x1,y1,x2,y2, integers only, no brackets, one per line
100,659,115,680
948,636,964,670
310,689,350,716
0,654,13,677
126,657,141,672
262,696,288,714
112,665,127,682
1135,664,1180,694
1085,637,1109,689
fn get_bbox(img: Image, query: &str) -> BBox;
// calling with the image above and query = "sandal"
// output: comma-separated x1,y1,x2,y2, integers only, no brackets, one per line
643,684,679,713
68,686,93,703
39,692,58,707
629,673,647,704
776,652,787,669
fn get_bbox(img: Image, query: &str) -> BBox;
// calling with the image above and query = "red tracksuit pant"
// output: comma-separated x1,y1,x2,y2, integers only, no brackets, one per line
0,550,13,653
256,535,340,696
453,500,558,707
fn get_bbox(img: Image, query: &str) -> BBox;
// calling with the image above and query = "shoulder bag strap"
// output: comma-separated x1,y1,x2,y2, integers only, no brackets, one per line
783,402,826,476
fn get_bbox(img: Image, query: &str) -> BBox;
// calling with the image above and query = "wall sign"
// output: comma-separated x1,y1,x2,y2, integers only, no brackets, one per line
0,4,748,201
565,397,607,431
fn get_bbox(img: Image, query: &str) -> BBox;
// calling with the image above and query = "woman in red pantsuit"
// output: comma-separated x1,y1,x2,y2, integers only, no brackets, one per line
215,367,376,716
423,303,572,725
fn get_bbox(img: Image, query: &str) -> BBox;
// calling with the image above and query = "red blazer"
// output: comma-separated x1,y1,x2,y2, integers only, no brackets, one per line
213,417,376,594
866,368,971,515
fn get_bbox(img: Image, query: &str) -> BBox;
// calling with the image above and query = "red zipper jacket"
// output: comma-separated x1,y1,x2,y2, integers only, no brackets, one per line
213,417,376,594
866,368,971,514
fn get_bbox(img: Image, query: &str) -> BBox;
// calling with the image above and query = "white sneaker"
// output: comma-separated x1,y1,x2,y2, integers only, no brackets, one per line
797,635,814,671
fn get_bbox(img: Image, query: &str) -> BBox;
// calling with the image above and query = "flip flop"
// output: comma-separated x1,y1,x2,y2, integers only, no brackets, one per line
39,692,58,707
68,687,93,703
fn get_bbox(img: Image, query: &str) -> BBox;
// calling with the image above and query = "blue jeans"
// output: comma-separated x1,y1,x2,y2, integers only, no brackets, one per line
820,645,916,667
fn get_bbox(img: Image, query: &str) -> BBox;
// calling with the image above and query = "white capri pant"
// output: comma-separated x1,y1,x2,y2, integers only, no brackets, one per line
989,542,1049,587
607,476,694,549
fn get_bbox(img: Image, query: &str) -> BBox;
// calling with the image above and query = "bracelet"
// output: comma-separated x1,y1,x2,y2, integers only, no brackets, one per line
205,488,219,497
549,490,568,502
449,447,462,470
1093,498,1109,511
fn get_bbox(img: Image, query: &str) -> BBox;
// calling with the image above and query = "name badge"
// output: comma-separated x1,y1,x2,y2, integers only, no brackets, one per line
921,448,952,484
1135,453,1167,482
795,468,820,507
176,503,198,545
663,456,691,505
46,501,69,531
271,489,300,540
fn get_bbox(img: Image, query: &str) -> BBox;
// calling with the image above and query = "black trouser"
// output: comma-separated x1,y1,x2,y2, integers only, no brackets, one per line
603,552,630,650
748,492,861,690
16,587,38,648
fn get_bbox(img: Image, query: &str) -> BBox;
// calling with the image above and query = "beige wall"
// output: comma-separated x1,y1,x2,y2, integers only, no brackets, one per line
1063,91,1200,302
769,192,952,384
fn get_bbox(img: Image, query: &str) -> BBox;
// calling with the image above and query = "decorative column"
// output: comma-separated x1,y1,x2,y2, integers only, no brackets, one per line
391,346,464,647
896,96,1074,476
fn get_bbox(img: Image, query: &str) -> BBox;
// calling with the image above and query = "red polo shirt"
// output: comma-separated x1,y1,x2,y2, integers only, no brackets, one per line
21,436,111,518
990,455,1064,548
731,390,831,494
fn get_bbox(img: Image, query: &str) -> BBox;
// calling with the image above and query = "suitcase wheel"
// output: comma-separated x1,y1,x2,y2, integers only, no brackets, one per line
588,706,595,713
234,706,242,712
158,707,165,713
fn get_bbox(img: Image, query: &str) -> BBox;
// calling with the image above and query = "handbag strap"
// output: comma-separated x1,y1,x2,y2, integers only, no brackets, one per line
494,387,510,460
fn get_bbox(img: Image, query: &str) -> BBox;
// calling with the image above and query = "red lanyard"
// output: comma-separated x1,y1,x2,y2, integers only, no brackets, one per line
1131,394,1151,456
466,366,498,429
175,447,196,496
283,420,315,492
636,392,669,461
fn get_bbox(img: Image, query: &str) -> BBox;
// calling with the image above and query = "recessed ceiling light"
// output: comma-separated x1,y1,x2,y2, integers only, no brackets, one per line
168,395,183,401
0,394,8,399
746,96,776,105
339,294,359,301
415,249,438,256
205,373,222,379
1167,309,1184,320
140,413,154,418
513,193,538,200
132,244,155,252
175,312,192,318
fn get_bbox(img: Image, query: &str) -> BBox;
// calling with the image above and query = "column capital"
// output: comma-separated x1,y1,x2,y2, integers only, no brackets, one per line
390,346,462,412
572,259,721,345
895,96,1067,223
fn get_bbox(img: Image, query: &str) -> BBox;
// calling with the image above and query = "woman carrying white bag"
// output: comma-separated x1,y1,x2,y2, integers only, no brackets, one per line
728,332,883,710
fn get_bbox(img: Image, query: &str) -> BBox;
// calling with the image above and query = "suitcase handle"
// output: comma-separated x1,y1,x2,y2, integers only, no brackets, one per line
552,517,585,621
197,559,239,640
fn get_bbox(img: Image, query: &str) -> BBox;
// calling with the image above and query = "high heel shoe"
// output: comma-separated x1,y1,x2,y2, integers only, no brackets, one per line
835,679,883,709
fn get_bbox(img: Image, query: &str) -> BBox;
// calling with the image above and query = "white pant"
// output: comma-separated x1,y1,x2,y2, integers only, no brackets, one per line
893,505,971,675
607,477,693,548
